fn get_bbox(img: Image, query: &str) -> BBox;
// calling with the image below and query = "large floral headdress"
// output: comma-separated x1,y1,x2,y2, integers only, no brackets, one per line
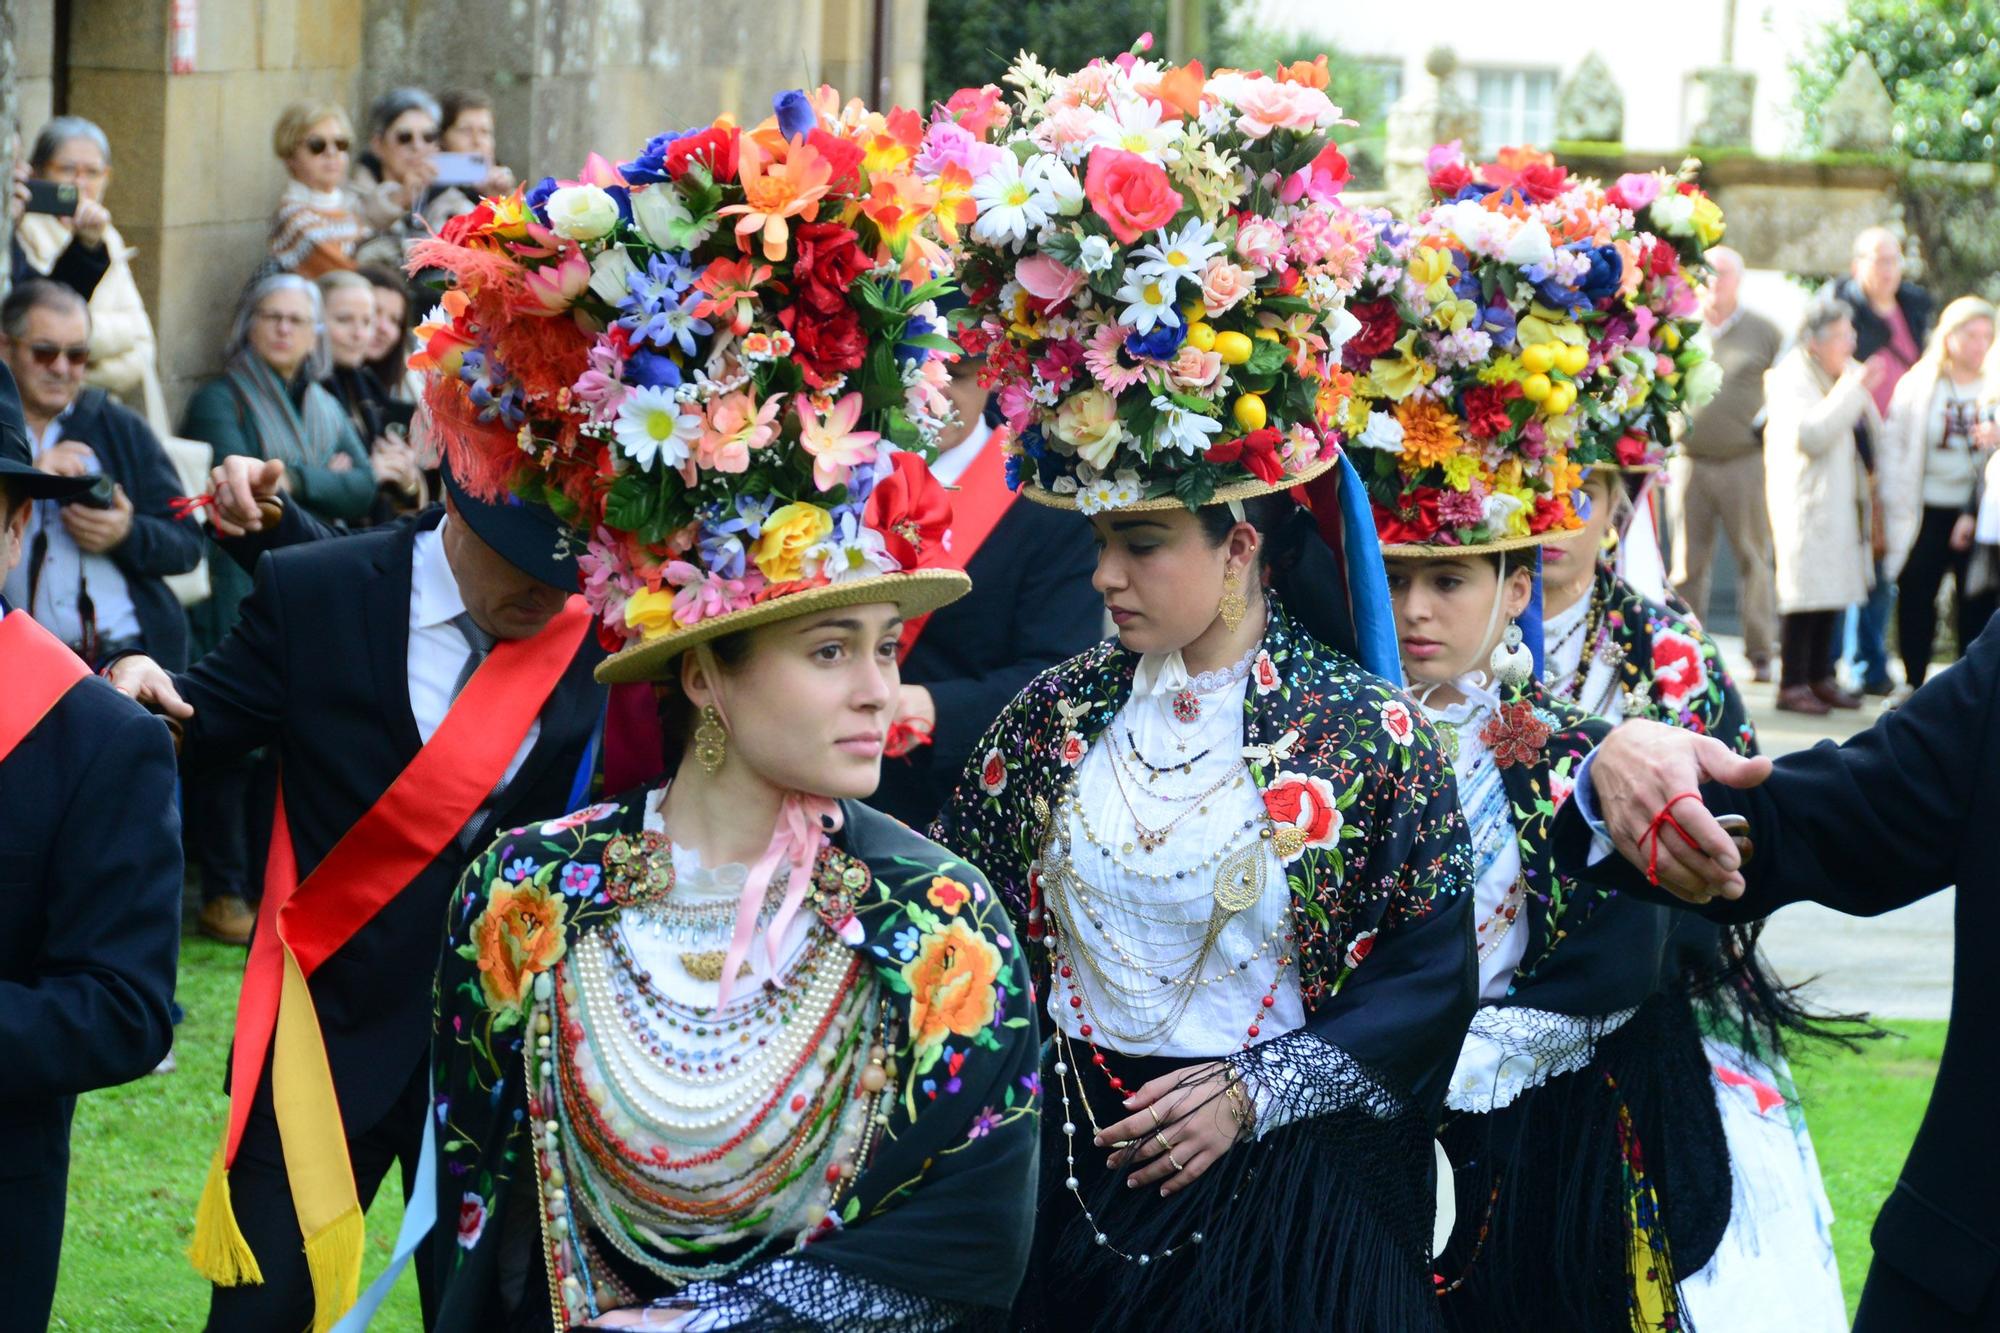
944,45,1379,513
409,87,972,681
1351,144,1620,553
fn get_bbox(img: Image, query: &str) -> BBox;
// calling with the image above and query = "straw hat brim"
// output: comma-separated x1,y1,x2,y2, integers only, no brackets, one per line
1379,528,1574,559
594,569,973,685
1019,456,1341,513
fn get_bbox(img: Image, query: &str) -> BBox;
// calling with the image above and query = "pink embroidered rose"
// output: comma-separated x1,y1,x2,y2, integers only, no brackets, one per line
1380,698,1414,745
1263,771,1343,862
458,1193,488,1249
978,747,1008,795
1251,650,1280,695
1059,732,1089,767
1200,259,1253,317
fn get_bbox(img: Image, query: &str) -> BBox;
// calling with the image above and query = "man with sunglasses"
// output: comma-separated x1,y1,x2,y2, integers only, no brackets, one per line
0,279,202,674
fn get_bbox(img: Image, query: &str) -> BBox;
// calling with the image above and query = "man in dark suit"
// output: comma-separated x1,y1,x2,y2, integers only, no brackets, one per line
110,455,606,1332
873,375,1101,830
0,278,203,670
1553,616,2000,1330
0,362,181,1331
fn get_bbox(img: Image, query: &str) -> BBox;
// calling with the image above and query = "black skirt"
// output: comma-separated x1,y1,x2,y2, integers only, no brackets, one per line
1015,1043,1444,1333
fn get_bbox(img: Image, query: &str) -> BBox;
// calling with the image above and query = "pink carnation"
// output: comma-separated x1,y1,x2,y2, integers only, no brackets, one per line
1438,487,1486,527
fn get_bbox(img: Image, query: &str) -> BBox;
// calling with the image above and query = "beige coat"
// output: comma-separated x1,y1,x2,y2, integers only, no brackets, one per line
1877,357,1999,581
15,214,170,436
1763,348,1879,614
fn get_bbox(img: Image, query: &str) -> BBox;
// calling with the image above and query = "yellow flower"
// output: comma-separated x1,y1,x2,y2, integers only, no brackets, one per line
1430,297,1477,333
1478,353,1522,386
1369,331,1434,402
1439,451,1480,492
1495,459,1523,490
1054,388,1125,469
1406,242,1455,305
1499,486,1534,536
1517,307,1583,350
751,502,833,582
1691,195,1725,246
1394,398,1465,474
623,586,683,640
1343,392,1374,439
1547,451,1583,497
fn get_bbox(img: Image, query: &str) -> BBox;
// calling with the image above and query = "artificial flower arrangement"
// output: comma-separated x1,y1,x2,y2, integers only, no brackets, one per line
408,87,967,650
943,41,1374,513
1344,144,1625,550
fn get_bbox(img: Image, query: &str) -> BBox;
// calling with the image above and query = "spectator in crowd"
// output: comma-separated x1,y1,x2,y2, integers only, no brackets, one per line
358,263,420,401
1830,227,1935,693
352,88,440,268
1,359,181,1333
1671,245,1783,682
0,279,202,670
425,88,517,226
316,269,425,520
7,162,108,303
17,116,169,435
1764,293,1879,715
1880,296,1998,690
178,274,371,945
266,101,364,279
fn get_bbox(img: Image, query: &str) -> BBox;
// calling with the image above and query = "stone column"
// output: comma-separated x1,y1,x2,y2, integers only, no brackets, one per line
1385,47,1479,214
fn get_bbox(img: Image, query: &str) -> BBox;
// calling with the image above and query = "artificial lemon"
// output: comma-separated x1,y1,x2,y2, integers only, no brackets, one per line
1521,372,1553,402
1520,343,1556,375
1186,322,1217,352
1556,344,1590,377
1232,394,1268,431
1254,327,1282,341
1214,331,1254,365
1544,382,1576,416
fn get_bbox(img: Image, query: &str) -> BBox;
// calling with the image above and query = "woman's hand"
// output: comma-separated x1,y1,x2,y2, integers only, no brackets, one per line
1951,512,1977,552
328,450,355,473
580,1304,693,1329
1095,1061,1252,1197
481,162,517,195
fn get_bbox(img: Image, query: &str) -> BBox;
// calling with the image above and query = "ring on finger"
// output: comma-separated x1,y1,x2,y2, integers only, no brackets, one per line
1147,1105,1162,1130
1154,1130,1174,1153
1167,1148,1187,1171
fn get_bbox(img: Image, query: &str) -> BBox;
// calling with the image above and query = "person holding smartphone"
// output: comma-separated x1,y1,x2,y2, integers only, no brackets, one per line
7,149,110,303
422,88,517,229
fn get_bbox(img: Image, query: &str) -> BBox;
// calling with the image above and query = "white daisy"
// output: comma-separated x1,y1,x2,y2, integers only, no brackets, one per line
613,386,701,471
1151,395,1223,455
1076,469,1144,514
804,513,900,582
1085,95,1181,164
1028,155,1085,217
1129,217,1224,287
970,154,1059,250
1113,270,1182,334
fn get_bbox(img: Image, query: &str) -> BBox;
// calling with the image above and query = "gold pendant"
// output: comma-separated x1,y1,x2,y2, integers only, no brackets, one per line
1213,844,1266,914
679,951,753,983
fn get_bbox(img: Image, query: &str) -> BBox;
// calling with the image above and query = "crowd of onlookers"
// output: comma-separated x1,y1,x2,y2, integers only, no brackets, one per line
1670,225,1999,716
4,87,513,955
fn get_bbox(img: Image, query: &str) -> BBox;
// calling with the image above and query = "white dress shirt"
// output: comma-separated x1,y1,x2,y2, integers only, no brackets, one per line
928,418,993,487
408,517,538,786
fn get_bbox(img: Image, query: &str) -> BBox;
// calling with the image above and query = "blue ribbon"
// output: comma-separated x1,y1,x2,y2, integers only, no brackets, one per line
330,1089,437,1331
1331,451,1404,687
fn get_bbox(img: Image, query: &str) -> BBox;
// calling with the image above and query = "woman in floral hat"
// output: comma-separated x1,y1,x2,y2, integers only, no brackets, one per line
411,89,1040,1331
1362,147,1717,1331
932,49,1477,1332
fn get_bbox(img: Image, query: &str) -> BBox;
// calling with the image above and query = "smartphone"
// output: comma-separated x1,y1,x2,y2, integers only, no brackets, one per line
430,152,489,188
23,179,78,216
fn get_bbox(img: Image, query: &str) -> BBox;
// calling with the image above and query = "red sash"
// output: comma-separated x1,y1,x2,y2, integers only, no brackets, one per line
898,436,1015,658
0,609,90,763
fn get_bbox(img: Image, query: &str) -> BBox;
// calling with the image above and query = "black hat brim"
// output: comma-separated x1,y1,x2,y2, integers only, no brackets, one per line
0,457,96,502
440,463,579,592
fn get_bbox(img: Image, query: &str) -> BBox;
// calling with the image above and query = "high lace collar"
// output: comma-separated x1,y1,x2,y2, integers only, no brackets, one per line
1130,636,1261,702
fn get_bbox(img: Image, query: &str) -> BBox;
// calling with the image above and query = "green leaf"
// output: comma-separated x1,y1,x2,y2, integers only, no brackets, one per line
1243,337,1288,378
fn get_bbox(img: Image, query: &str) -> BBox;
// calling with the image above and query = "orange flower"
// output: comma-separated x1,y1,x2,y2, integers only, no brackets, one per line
468,879,568,1021
1394,398,1466,473
859,171,937,257
860,106,924,176
901,918,1001,1053
1146,61,1207,119
1277,55,1331,89
925,876,973,915
931,163,977,246
719,137,834,262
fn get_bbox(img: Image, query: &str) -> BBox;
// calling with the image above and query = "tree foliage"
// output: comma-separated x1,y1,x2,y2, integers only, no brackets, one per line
1794,0,2000,161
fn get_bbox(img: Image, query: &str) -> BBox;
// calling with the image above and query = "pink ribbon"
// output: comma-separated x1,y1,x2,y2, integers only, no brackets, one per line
715,792,842,1005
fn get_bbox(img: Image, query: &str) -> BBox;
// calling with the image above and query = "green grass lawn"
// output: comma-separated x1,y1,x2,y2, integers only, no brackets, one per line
47,931,1944,1328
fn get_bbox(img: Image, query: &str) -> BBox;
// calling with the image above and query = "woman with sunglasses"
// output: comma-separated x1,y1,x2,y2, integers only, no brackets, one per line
266,101,364,279
353,87,442,268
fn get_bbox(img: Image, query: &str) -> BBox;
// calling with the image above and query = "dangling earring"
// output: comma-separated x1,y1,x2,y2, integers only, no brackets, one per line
1218,566,1247,632
1489,621,1534,689
693,704,728,775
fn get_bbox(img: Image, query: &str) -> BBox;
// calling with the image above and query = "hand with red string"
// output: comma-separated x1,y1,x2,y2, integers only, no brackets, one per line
1095,1060,1253,1197
1584,720,1773,903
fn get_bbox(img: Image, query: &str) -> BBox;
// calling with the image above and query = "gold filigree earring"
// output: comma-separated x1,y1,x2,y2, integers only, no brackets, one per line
693,704,728,775
1219,566,1247,632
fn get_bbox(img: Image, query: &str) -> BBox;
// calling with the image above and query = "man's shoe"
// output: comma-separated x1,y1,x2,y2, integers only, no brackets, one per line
1751,658,1774,684
199,895,256,946
1775,684,1831,715
1810,678,1863,710
151,1046,177,1076
1861,676,1896,698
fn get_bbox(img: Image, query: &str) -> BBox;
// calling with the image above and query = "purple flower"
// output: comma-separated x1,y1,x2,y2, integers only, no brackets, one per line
524,176,560,225
1019,1072,1042,1098
967,1106,1003,1139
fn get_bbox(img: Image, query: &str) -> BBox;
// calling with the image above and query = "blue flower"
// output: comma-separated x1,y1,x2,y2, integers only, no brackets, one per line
560,864,602,898
524,176,560,226
734,494,774,539
698,522,749,579
773,89,816,140
1576,244,1623,305
621,129,691,185
1124,321,1185,362
1480,302,1518,350
1017,425,1048,459
504,856,539,883
1004,452,1024,491
1449,182,1496,204
892,926,921,960
618,253,712,355
625,348,682,389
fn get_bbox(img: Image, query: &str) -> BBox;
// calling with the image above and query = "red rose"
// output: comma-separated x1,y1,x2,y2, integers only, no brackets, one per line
1342,298,1400,367
457,1193,487,1249
1643,239,1679,279
862,452,952,569
1615,433,1651,467
791,222,871,314
1461,382,1520,440
1083,148,1184,245
1262,772,1343,861
665,127,740,182
1528,494,1570,534
978,748,1007,795
1373,489,1442,546
806,128,865,194
1649,627,1709,711
1204,427,1285,483
779,303,868,388
1379,698,1414,745
1514,161,1570,203
1343,929,1378,970
1428,159,1473,198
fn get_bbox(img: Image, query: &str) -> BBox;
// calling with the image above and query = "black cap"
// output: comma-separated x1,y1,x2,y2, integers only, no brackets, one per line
0,361,92,501
440,459,579,592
